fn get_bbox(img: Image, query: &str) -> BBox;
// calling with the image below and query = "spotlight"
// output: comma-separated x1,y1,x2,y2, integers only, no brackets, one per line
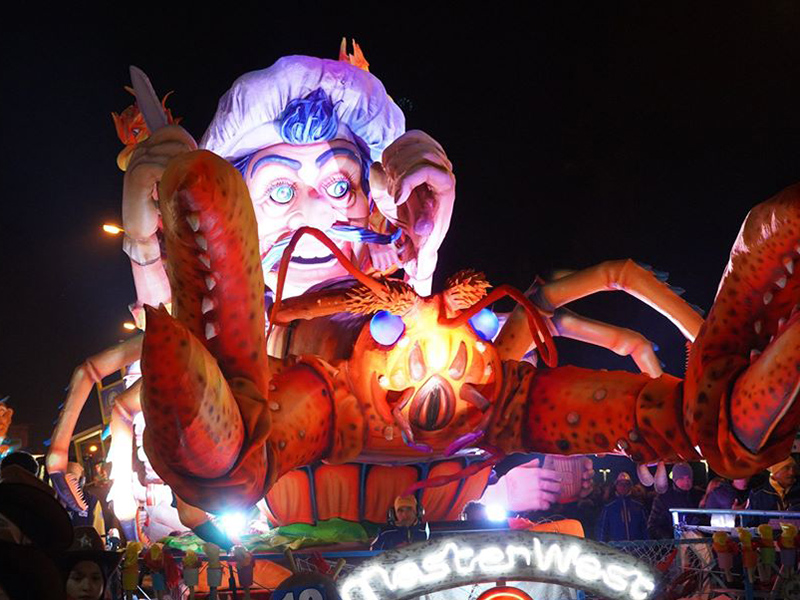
220,512,247,538
485,503,508,522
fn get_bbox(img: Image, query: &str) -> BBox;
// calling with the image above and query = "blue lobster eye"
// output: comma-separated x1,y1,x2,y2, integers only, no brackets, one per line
326,179,350,199
469,308,499,341
370,310,405,346
269,184,294,204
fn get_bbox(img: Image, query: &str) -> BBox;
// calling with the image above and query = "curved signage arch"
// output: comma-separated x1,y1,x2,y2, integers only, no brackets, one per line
338,531,659,600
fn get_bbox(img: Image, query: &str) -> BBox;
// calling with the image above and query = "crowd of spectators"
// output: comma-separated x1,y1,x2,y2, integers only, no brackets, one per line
546,456,800,542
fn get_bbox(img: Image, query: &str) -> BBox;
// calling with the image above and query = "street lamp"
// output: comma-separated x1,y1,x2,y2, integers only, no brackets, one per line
102,224,124,235
123,322,136,331
599,468,611,483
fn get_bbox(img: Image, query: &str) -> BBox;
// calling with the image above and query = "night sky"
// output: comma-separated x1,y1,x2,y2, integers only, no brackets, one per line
2,5,800,452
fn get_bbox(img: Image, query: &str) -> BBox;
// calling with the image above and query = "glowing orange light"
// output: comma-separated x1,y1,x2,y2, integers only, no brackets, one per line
103,224,124,235
476,586,534,600
88,445,98,453
123,322,136,331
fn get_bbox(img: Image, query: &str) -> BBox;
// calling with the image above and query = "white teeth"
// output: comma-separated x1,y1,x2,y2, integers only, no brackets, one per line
750,349,761,362
195,235,208,251
201,297,215,314
198,254,211,269
776,276,787,289
785,258,795,274
764,291,773,305
779,317,787,329
754,321,763,334
770,335,775,344
205,322,219,340
186,213,201,232
205,276,216,291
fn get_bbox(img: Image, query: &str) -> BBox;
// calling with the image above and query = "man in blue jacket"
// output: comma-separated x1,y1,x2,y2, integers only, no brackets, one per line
596,472,648,542
371,495,430,551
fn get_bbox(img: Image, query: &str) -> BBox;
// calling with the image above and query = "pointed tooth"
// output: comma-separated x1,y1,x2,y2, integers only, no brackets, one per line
779,317,787,329
750,349,762,362
770,334,775,344
754,320,763,334
448,341,468,380
409,342,426,381
195,235,208,251
764,291,773,305
198,254,211,269
205,322,219,340
459,382,490,411
205,276,217,291
186,213,201,232
789,256,797,271
776,276,787,289
201,296,216,314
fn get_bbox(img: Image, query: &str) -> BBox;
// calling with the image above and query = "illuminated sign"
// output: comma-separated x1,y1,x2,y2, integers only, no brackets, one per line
338,531,658,600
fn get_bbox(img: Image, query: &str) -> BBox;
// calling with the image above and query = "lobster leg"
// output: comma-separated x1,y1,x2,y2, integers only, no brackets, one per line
46,334,143,511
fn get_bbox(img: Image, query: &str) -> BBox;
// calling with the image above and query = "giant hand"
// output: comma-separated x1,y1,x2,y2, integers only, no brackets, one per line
481,456,594,513
122,124,197,310
370,130,455,295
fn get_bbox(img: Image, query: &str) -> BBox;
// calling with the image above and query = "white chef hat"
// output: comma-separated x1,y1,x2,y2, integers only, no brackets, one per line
200,55,405,163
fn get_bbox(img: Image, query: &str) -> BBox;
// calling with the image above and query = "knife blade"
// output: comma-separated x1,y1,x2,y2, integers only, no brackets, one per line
129,65,169,132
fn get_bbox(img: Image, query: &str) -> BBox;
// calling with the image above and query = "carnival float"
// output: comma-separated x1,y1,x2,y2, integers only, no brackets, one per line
42,41,800,598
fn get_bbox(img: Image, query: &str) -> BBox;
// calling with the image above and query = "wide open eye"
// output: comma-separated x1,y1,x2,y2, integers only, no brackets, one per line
469,308,499,341
269,184,294,204
325,179,350,199
370,310,405,346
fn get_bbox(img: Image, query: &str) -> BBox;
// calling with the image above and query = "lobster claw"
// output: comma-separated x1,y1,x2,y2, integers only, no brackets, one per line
685,183,800,475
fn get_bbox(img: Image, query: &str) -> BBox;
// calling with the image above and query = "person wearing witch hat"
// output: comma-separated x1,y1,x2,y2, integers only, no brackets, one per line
60,527,123,600
0,463,74,600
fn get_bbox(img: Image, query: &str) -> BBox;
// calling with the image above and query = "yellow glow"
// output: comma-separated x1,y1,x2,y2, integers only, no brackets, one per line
426,336,449,372
123,322,136,331
103,224,124,235
88,445,98,453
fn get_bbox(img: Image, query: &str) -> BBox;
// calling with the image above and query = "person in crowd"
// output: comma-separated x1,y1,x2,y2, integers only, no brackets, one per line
744,456,800,526
60,527,123,600
371,494,429,551
0,450,39,475
647,462,703,539
702,476,749,527
460,501,490,523
62,462,105,535
0,461,74,600
596,472,649,542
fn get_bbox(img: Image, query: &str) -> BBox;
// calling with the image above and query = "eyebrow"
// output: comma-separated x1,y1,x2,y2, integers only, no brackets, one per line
316,147,360,168
249,154,302,175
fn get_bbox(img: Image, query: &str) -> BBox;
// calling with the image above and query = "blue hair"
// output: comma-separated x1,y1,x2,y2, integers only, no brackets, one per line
279,88,340,145
232,87,371,194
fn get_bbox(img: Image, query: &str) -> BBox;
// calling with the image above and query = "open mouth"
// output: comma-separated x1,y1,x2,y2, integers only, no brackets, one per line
289,253,336,265
409,375,456,431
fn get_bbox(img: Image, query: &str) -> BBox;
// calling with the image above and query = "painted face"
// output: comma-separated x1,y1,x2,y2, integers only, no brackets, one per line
65,560,104,600
244,140,370,296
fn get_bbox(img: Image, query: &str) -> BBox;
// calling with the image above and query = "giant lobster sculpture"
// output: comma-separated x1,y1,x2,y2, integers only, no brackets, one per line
134,149,800,514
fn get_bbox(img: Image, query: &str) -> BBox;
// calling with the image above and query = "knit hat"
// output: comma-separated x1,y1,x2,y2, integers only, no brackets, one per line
615,472,633,484
768,456,797,475
671,462,693,481
394,495,417,512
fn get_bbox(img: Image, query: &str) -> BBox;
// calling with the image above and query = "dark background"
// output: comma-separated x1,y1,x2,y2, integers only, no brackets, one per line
2,4,799,451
